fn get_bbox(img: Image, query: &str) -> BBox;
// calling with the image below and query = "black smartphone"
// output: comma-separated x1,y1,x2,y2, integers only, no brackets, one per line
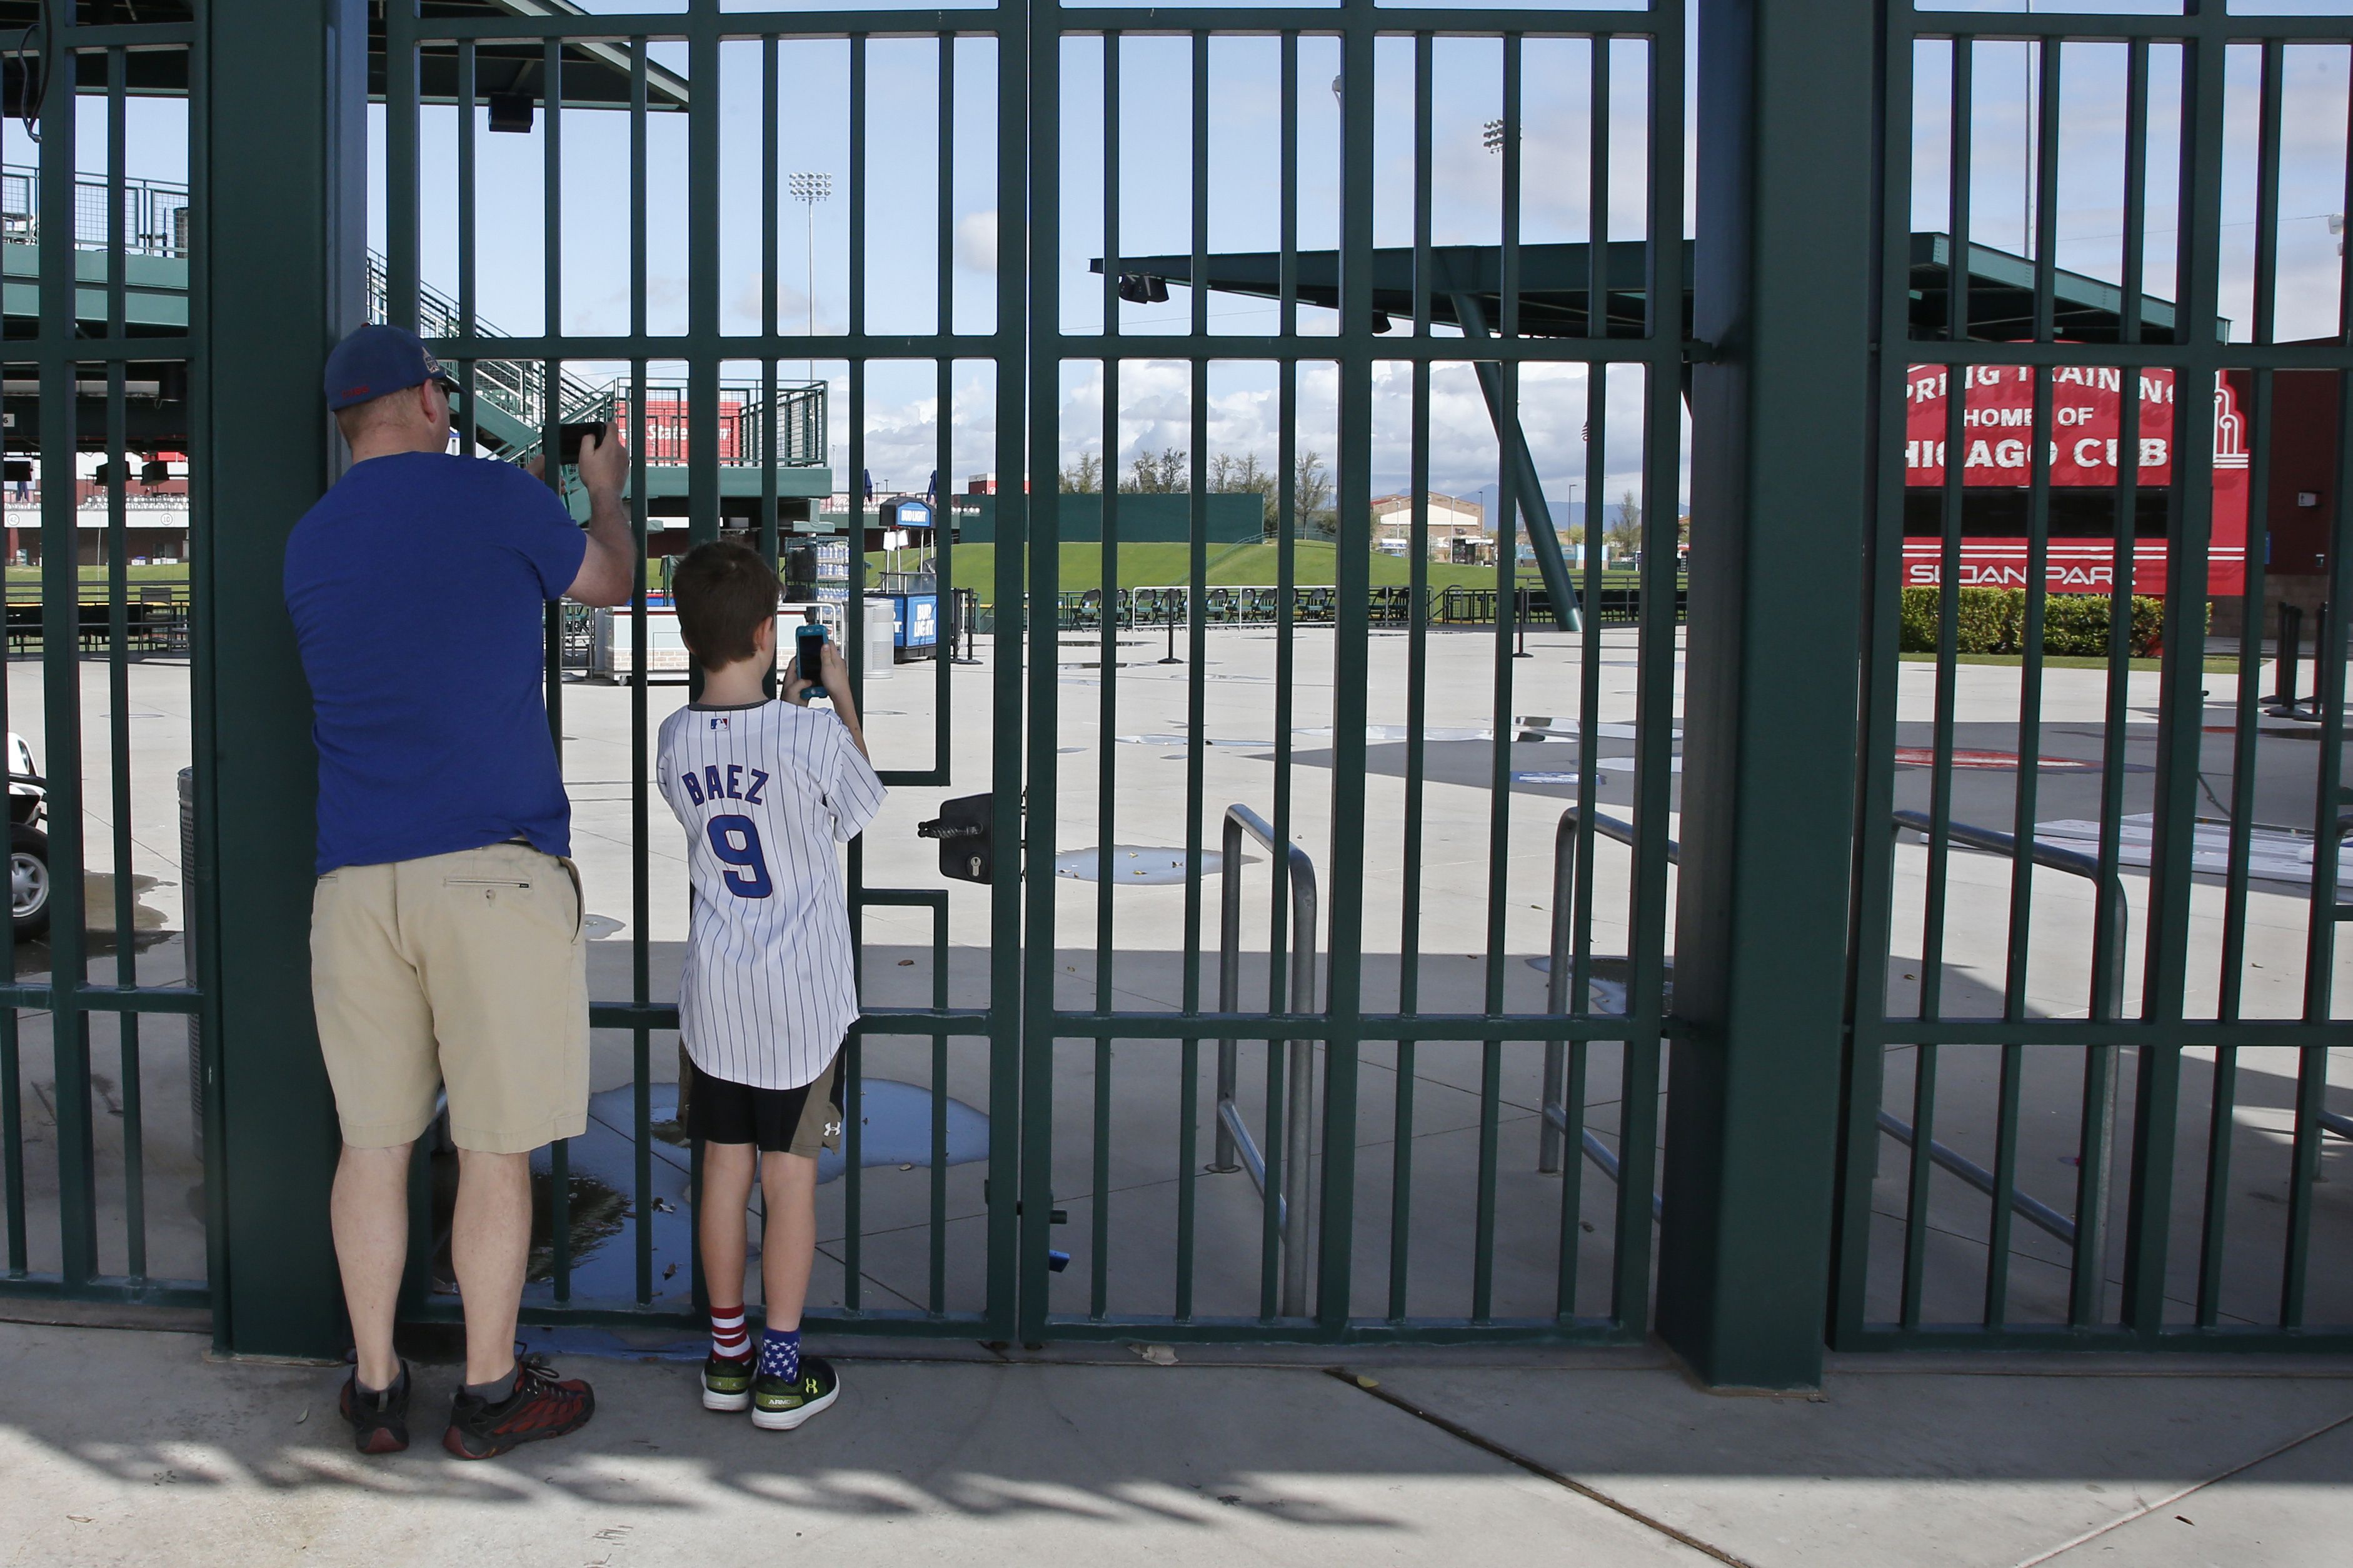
795,619,829,696
557,421,607,465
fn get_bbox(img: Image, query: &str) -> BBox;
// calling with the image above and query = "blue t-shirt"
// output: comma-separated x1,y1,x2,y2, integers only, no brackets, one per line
284,452,588,874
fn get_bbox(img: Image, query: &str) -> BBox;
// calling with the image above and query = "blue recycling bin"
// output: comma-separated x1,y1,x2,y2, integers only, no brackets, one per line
885,593,939,659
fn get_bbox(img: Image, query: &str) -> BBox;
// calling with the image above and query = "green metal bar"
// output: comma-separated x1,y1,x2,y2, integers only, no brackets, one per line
2199,46,2285,1330
1268,24,1298,1157
101,55,148,1281
1982,44,2065,1327
2068,36,2149,1336
931,906,949,1314
1900,37,1974,1334
0,44,21,1280
184,0,228,1347
1098,34,1120,1023
0,1276,210,1309
198,0,367,1358
1661,0,1874,1389
386,0,420,327
2281,31,2353,1331
628,47,655,1313
840,31,870,1319
978,0,1026,1348
1317,0,1378,1337
537,34,574,1306
1470,34,1527,1327
760,37,781,586
2122,17,2229,1339
1388,29,1433,1326
1016,0,1061,1347
1,1009,21,1273
932,33,956,771
38,24,97,1287
1613,9,1682,1342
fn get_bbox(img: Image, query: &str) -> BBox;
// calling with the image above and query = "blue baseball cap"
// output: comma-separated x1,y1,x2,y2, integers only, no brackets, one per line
323,322,458,412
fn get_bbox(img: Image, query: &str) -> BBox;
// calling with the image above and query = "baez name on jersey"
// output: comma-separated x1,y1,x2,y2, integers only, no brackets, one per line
678,764,770,808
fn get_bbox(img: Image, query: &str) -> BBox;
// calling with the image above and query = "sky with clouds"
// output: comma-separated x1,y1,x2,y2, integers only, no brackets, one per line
26,0,2353,524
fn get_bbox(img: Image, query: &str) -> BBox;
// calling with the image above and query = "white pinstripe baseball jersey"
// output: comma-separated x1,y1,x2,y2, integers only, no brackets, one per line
656,698,887,1091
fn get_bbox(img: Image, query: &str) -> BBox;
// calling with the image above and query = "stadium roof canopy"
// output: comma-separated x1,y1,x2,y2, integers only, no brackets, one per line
1096,233,2195,345
0,0,688,112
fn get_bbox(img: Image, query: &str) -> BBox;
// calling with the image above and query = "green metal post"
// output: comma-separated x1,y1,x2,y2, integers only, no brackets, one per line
1658,0,1879,1390
192,0,369,1359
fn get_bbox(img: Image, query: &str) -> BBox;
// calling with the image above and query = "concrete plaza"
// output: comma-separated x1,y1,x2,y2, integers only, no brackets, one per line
1,1320,2350,1566
1,619,2347,1334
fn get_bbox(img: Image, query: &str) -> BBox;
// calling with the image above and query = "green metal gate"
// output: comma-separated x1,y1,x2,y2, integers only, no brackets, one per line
7,0,2347,1383
1833,3,2353,1352
352,0,1690,1349
1011,5,1685,1345
0,6,212,1321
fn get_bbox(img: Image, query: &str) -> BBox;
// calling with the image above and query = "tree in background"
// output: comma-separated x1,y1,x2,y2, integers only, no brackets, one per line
1293,450,1336,538
1123,447,1189,492
1059,452,1103,492
1605,488,1643,559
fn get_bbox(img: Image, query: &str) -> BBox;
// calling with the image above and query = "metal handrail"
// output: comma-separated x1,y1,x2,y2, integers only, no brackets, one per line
1215,804,1320,1317
1539,806,1667,1222
1879,809,2135,1250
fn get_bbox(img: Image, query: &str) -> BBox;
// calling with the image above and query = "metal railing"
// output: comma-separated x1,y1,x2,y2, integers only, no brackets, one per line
1538,807,1665,1222
1880,811,2130,1256
361,253,828,467
1214,804,1320,1318
0,163,190,258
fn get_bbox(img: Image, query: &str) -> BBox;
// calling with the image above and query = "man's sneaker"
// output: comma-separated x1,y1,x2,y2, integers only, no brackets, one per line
750,1354,839,1431
702,1352,756,1412
339,1361,411,1456
441,1353,595,1460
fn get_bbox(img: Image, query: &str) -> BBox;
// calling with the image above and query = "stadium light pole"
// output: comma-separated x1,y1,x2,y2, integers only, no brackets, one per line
788,171,831,382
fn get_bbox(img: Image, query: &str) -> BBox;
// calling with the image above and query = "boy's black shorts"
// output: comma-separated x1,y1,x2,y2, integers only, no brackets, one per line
687,1051,845,1156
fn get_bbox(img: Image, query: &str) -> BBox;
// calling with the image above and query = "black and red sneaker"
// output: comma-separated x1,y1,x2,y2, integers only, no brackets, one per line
441,1352,596,1460
339,1361,412,1456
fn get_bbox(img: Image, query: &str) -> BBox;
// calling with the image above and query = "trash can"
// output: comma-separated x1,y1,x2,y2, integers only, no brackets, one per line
863,599,896,679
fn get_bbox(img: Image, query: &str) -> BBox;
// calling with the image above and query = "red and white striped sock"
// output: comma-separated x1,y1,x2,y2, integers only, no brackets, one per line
710,1305,750,1362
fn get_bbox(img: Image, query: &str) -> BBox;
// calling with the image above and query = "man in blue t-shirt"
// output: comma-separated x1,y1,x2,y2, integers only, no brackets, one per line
284,323,633,1462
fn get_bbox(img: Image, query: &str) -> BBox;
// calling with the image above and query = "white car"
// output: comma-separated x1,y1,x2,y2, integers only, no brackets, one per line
8,731,48,937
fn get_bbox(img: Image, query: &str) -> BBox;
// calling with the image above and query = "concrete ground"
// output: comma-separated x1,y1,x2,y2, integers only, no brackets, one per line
2,1320,2350,1567
1,627,2349,1331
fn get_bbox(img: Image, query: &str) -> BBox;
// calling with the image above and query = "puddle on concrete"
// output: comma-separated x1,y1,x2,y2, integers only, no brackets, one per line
583,913,625,940
479,1079,993,1306
1054,846,1233,885
1522,954,1675,1013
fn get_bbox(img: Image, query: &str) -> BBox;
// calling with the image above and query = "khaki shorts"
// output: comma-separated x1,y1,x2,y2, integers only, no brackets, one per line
313,842,590,1155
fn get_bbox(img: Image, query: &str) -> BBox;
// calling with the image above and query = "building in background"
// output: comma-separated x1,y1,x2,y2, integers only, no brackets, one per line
1370,492,1484,559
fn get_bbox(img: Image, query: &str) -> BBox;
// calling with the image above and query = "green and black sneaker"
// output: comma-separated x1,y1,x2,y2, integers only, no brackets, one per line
701,1352,756,1412
750,1354,839,1431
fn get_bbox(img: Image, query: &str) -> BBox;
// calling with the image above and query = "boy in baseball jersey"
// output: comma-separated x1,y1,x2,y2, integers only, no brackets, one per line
656,540,885,1429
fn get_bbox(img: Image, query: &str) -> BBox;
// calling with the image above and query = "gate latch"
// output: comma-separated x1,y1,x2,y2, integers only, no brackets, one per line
918,792,996,883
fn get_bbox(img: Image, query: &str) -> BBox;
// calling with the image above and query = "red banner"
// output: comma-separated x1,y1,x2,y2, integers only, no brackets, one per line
1903,364,2191,485
1900,365,2249,597
610,396,744,464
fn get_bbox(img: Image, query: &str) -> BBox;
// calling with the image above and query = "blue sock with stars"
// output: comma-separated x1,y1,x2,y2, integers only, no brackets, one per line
758,1327,800,1383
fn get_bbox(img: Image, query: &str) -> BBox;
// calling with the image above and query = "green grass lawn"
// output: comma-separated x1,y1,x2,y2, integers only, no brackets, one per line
903,541,1636,601
3,564,191,595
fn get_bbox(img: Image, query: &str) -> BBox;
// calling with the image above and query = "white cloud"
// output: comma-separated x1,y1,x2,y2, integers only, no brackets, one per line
956,211,998,274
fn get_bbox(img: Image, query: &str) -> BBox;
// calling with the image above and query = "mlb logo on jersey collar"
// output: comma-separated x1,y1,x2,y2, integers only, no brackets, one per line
708,714,731,730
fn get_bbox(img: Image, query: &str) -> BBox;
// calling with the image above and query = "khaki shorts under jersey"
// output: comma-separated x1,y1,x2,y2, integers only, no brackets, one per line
313,842,590,1155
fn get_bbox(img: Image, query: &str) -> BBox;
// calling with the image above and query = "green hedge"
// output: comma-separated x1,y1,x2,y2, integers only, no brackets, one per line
1897,586,2179,657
